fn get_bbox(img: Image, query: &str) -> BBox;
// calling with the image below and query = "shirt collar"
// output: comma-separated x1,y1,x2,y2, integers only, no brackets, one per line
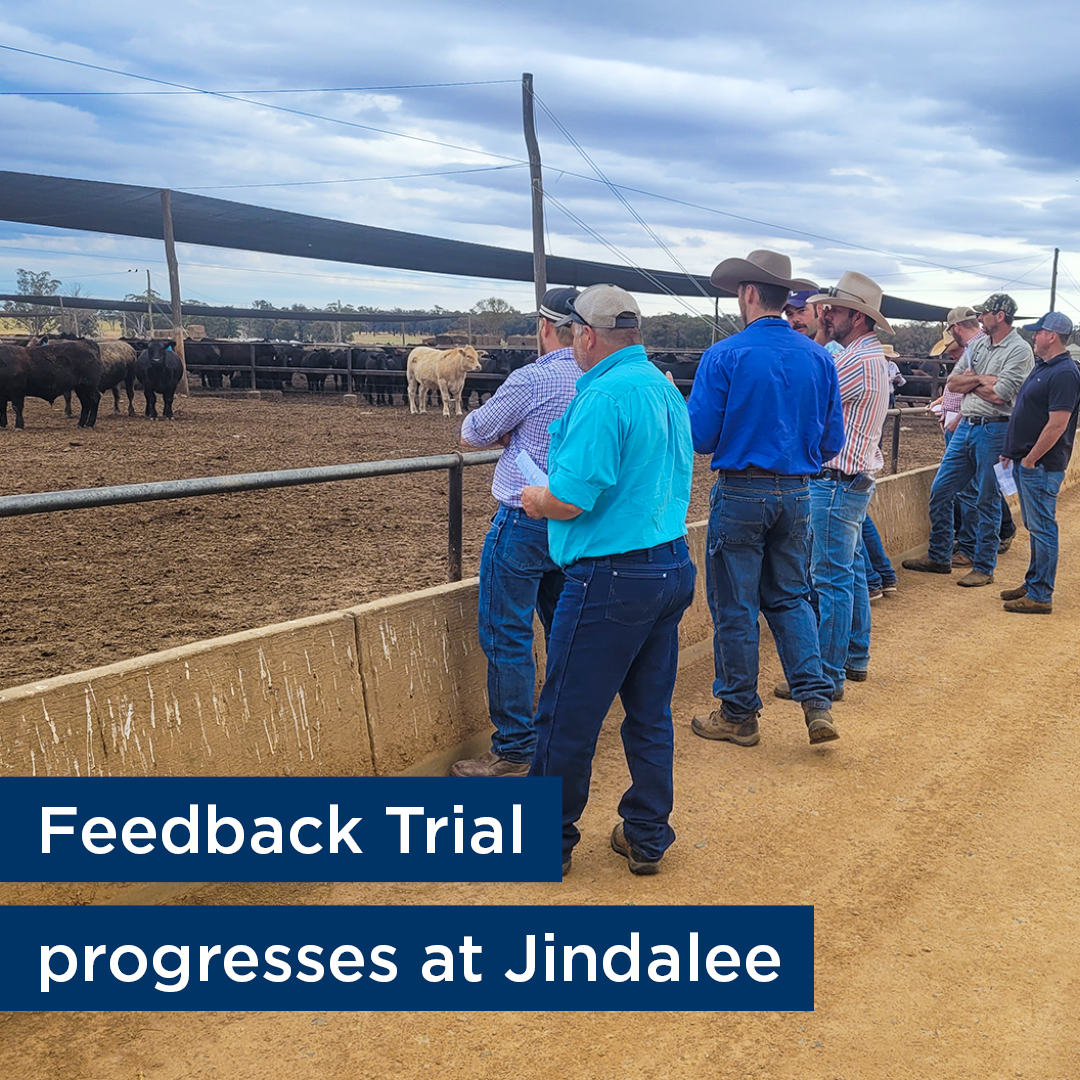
988,328,1021,349
577,343,648,391
1036,351,1071,367
837,331,881,359
536,346,574,367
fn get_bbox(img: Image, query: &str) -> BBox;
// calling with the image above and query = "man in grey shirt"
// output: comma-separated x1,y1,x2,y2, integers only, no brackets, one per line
904,293,1034,586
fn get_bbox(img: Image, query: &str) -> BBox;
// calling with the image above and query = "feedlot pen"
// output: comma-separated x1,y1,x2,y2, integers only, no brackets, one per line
0,395,948,690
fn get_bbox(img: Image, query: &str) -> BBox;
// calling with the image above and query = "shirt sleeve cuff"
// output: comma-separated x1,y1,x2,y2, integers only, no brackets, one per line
549,473,604,512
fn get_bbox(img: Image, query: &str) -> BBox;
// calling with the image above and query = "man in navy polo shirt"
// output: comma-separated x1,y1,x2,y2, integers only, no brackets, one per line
520,284,694,877
998,311,1080,614
687,250,845,749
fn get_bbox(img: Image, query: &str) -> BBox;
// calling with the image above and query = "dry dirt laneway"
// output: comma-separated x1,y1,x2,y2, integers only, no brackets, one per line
2,483,1079,1078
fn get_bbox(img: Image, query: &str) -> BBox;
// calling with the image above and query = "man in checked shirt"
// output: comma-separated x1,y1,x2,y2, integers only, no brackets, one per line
451,287,581,777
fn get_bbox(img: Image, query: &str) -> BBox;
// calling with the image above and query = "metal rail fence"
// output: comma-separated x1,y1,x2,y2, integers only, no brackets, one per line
0,450,505,583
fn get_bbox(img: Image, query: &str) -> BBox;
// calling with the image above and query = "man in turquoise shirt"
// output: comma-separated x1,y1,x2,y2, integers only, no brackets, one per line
521,284,695,877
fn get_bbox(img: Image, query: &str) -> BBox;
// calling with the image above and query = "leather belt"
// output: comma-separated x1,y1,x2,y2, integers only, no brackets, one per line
718,467,808,480
966,415,1009,425
818,467,861,482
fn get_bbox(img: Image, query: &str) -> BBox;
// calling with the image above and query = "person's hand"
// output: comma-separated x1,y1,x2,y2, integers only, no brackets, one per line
998,456,1011,468
521,485,546,519
1021,454,1038,469
664,370,675,384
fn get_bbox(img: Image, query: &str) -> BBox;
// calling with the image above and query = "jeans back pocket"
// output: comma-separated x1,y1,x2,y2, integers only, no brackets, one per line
606,568,670,626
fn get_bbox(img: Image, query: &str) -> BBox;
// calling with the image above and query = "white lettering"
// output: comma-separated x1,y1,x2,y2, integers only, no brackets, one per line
746,945,780,982
385,806,424,853
329,805,362,854
41,807,76,854
288,817,322,855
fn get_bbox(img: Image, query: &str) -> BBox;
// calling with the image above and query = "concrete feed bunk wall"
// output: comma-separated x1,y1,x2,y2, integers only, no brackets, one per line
6,457,1049,780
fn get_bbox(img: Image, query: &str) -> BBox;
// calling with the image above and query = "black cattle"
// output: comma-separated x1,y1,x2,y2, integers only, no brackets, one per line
358,348,408,406
650,352,699,399
35,335,135,418
135,340,184,419
184,341,224,388
896,360,945,399
299,348,352,392
0,339,103,429
97,341,138,415
216,342,280,389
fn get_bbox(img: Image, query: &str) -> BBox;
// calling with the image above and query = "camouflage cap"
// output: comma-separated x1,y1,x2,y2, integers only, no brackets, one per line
975,293,1018,317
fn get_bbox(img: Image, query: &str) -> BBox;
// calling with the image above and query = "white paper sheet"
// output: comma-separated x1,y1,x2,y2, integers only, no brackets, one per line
994,460,1017,497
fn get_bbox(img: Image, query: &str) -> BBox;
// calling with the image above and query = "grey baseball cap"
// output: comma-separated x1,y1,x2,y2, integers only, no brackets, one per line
556,283,641,329
1025,311,1073,337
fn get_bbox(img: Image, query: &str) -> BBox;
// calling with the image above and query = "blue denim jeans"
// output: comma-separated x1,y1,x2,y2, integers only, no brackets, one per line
477,505,565,762
809,476,874,694
528,540,695,862
705,475,832,719
929,420,1008,573
861,515,896,591
1014,464,1065,603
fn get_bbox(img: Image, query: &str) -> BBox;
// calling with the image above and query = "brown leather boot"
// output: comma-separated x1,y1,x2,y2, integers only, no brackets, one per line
691,709,760,746
1003,596,1052,614
956,569,994,587
450,750,530,777
902,556,952,574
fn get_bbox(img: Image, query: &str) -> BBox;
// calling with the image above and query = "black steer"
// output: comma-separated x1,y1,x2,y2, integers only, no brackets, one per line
1,340,103,429
136,340,184,419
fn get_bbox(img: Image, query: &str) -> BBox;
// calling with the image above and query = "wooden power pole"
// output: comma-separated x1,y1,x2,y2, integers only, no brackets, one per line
160,189,188,394
1050,247,1060,312
522,73,547,338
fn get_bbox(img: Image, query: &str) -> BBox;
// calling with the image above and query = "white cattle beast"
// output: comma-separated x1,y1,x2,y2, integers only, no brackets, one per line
406,345,483,417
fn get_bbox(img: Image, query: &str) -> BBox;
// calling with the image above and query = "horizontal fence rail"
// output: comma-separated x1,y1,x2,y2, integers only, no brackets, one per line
0,450,504,581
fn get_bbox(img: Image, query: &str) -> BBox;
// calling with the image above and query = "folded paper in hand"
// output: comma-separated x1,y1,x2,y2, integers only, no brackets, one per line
516,450,549,487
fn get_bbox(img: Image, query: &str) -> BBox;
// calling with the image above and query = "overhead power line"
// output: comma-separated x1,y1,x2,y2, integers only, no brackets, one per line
0,79,518,95
533,93,711,303
0,44,526,165
177,163,527,191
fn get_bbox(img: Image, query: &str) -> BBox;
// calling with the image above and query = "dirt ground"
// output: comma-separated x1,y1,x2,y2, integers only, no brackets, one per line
0,393,945,690
3,482,1079,1078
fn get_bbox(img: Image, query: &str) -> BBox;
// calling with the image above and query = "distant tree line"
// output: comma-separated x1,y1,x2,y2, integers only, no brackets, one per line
2,270,1000,358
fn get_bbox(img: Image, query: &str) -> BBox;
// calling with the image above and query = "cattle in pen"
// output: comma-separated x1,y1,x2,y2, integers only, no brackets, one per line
406,345,483,417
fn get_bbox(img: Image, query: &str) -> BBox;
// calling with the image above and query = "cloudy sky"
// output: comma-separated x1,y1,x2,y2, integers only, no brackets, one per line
1,0,1077,323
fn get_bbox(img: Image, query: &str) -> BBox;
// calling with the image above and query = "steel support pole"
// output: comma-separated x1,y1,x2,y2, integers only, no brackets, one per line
891,412,901,474
448,453,464,582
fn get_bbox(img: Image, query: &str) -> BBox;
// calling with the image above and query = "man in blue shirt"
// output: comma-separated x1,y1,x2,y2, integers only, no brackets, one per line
998,311,1080,614
520,284,695,877
687,250,845,748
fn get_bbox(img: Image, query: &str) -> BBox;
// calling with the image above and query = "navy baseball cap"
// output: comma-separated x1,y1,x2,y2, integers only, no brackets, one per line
785,290,816,308
531,287,579,322
1025,311,1073,337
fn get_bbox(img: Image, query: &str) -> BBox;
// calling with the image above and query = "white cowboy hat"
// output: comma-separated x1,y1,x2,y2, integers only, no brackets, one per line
710,249,818,294
806,271,893,335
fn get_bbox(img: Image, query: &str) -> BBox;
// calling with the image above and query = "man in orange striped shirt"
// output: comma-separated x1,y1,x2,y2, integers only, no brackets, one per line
777,272,890,703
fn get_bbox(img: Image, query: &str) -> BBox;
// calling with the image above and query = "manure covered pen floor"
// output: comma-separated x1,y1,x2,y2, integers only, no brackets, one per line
1,393,947,690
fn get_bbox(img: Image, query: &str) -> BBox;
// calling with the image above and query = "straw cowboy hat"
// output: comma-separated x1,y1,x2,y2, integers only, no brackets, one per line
710,249,817,294
929,305,980,356
806,271,893,335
